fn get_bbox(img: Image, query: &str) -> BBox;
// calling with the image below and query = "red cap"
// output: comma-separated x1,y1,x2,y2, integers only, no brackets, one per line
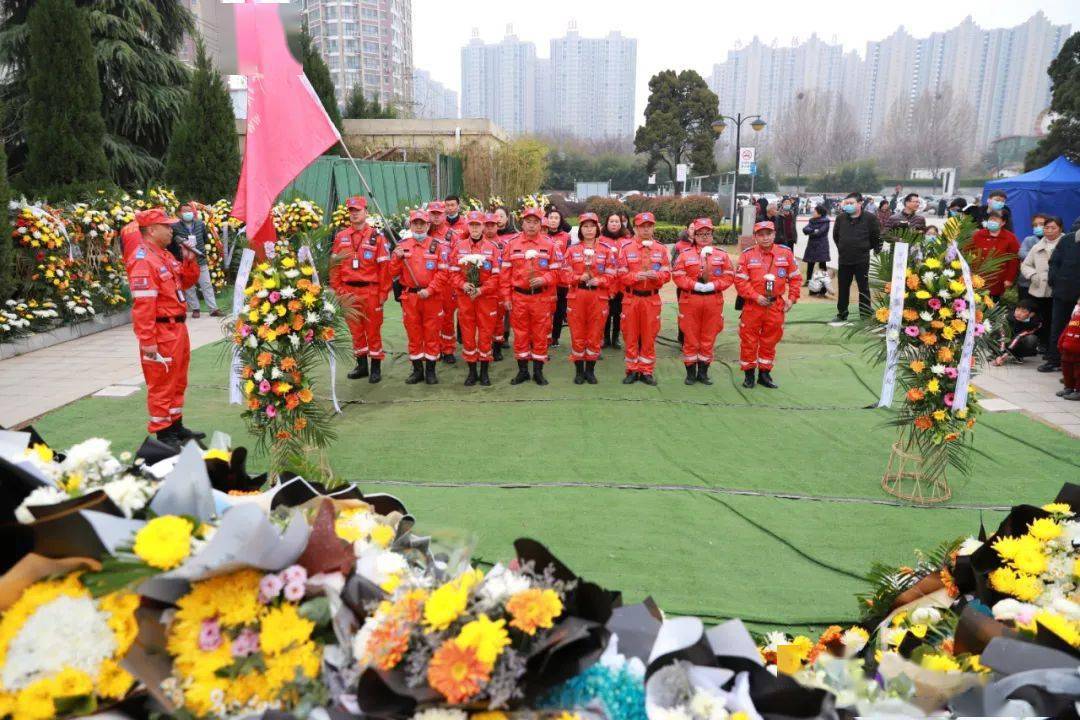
520,206,543,220
345,196,367,210
578,212,600,226
483,213,499,224
633,212,656,226
135,208,179,227
408,210,430,224
427,201,446,214
690,218,714,233
753,221,775,233
465,210,485,224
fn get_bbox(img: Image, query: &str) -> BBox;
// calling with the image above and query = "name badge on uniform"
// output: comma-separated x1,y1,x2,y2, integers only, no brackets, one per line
778,269,787,278
176,289,186,303
352,257,360,269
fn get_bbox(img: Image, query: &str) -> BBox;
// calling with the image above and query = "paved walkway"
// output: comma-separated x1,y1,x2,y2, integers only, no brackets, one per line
0,316,225,428
974,360,1080,437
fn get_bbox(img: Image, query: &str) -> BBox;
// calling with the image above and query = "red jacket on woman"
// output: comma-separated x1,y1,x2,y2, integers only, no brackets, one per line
969,228,1020,297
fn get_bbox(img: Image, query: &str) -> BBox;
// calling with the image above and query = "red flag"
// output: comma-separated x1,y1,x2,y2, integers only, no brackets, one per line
231,1,341,257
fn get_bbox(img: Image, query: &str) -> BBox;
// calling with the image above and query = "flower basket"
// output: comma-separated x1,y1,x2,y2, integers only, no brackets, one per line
882,440,951,504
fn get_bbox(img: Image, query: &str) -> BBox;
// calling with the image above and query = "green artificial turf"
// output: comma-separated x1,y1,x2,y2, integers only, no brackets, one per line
30,298,1076,635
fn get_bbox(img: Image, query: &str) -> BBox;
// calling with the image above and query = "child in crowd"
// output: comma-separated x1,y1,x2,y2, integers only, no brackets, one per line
992,299,1042,366
1056,298,1080,400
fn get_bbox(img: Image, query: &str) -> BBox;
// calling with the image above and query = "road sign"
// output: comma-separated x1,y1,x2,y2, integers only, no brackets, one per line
648,174,656,185
676,164,688,182
748,162,757,176
738,147,756,174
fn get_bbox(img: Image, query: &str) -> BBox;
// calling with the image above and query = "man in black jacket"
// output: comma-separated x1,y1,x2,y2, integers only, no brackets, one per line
831,192,881,322
965,189,1014,233
1041,226,1080,372
173,203,221,318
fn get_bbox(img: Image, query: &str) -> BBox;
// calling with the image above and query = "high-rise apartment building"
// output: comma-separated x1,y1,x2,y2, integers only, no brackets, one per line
460,28,537,135
302,0,413,111
412,69,459,119
548,27,636,139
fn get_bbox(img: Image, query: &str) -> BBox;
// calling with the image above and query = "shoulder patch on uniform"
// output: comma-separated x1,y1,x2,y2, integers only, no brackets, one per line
135,248,146,259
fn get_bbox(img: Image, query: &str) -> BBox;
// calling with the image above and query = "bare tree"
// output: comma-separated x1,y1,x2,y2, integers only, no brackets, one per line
876,97,915,178
772,89,829,189
824,94,861,166
910,84,973,178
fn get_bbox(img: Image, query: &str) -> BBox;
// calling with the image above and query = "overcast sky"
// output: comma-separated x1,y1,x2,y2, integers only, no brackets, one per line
412,0,1079,124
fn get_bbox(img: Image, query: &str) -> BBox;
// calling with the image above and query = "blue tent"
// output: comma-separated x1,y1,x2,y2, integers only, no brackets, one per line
982,155,1080,237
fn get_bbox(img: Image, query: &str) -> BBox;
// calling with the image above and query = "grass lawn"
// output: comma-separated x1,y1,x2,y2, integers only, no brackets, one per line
32,297,1079,636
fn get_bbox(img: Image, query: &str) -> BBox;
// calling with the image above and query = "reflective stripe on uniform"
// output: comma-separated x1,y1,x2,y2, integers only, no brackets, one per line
131,290,158,298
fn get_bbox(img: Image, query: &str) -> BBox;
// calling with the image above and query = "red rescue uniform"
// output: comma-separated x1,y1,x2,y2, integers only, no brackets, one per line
445,214,468,236
734,244,802,371
389,236,450,361
501,233,561,363
449,236,502,363
617,239,671,374
329,224,390,360
126,242,199,433
562,240,618,361
430,223,459,356
672,246,735,365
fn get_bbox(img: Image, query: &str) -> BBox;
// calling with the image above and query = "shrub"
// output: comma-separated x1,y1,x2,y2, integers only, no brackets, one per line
623,194,657,214
547,192,583,218
653,222,735,245
672,195,722,225
583,196,628,221
652,195,680,222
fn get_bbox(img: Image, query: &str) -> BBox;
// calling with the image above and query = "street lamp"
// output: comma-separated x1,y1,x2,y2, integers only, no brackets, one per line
713,113,766,233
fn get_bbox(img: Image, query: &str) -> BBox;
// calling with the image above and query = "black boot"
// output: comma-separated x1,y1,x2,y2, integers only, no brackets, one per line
510,359,531,385
640,373,657,386
464,362,478,386
441,353,457,365
404,359,424,384
533,360,549,386
174,419,206,441
622,371,639,384
758,370,778,389
347,355,369,379
742,369,756,388
573,360,586,385
479,361,491,386
697,361,713,385
492,343,503,361
684,364,697,385
156,423,184,450
584,360,598,384
368,358,382,383
425,359,438,385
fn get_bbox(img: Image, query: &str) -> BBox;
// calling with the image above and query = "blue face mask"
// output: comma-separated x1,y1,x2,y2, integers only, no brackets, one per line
181,211,194,222
842,204,857,215
1033,226,1044,237
990,200,1005,211
986,221,1001,233
948,209,960,217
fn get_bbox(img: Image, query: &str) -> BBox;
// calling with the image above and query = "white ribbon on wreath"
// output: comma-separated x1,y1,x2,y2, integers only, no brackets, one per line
878,241,910,407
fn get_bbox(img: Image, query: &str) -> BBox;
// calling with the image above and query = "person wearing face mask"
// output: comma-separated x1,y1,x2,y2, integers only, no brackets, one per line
172,203,222,319
946,197,968,221
1020,215,1061,357
448,211,502,386
501,206,561,385
1017,214,1048,301
773,200,797,249
544,207,572,348
602,212,631,349
885,193,928,233
617,212,669,385
966,190,1013,233
443,195,467,236
970,210,1020,301
831,192,881,322
672,218,735,385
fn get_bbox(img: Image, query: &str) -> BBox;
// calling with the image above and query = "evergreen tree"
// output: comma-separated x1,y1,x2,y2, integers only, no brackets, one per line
300,25,342,132
21,0,110,199
1026,32,1080,170
164,38,241,202
0,133,13,302
344,84,368,119
0,0,194,186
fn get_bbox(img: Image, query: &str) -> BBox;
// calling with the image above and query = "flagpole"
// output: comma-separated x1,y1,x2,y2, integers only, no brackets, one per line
338,140,390,221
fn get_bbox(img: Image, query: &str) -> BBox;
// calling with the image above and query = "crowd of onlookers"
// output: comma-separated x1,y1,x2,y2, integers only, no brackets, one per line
742,188,1080,402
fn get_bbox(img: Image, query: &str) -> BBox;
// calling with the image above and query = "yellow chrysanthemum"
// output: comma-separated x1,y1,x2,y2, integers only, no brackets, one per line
370,523,395,548
13,680,54,720
506,588,563,635
1035,611,1080,648
920,653,961,672
260,604,315,656
1012,548,1049,576
1042,502,1074,515
133,515,194,570
455,614,511,669
915,290,932,300
95,659,135,700
875,306,890,323
1027,518,1062,542
100,591,140,655
424,575,474,631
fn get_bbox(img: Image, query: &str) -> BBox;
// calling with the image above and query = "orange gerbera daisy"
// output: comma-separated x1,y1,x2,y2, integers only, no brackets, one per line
298,388,314,403
365,618,411,671
285,393,300,410
905,274,920,290
257,351,273,367
919,332,938,346
292,315,305,331
937,347,954,363
288,300,303,312
247,398,261,410
280,357,298,371
505,588,563,635
242,366,255,378
321,327,335,341
906,388,925,402
902,309,918,322
427,642,489,704
275,430,292,440
914,416,934,430
294,418,308,431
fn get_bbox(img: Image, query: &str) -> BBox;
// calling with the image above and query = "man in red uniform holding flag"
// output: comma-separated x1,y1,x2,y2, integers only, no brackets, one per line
734,220,802,389
389,211,450,385
672,218,735,385
618,212,670,385
501,206,561,385
449,211,502,386
426,200,459,364
125,209,203,448
329,196,390,383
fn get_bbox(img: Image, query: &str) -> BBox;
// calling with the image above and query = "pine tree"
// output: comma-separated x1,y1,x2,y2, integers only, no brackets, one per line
21,0,110,200
344,84,368,119
300,24,343,132
0,133,13,302
164,38,241,202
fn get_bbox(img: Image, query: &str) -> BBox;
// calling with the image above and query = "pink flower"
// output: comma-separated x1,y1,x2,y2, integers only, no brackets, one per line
266,404,277,419
283,580,306,603
258,379,272,394
904,326,920,337
259,573,284,603
304,330,314,344
268,291,281,303
944,392,956,407
944,367,959,379
974,323,986,336
198,619,222,651
928,298,942,310
239,324,251,338
953,299,967,311
231,628,259,657
282,565,307,586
